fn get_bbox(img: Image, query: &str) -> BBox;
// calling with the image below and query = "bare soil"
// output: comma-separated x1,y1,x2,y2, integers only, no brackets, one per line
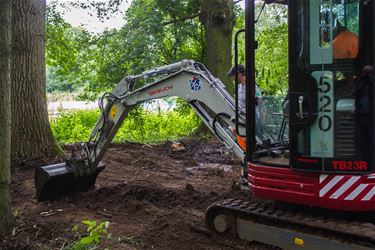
2,139,267,250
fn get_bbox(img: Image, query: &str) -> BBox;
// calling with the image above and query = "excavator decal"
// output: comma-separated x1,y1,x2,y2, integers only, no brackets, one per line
189,76,201,91
148,85,173,96
319,174,375,201
331,160,368,171
109,104,118,120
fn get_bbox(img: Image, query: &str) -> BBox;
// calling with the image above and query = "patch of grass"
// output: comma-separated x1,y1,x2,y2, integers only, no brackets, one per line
51,108,201,143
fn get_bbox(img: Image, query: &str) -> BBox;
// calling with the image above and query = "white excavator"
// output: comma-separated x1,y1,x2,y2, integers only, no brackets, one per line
35,59,253,201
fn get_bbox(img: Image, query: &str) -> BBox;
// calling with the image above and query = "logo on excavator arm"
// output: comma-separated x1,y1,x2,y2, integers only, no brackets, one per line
110,104,118,120
189,76,201,91
148,85,173,96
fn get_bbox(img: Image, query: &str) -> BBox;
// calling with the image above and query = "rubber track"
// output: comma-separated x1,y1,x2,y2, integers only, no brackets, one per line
205,199,375,248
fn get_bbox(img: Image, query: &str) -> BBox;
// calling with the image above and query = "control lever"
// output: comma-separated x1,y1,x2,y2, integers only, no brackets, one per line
298,96,304,119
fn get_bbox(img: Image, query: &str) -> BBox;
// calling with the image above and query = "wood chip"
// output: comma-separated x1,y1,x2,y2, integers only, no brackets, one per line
189,224,211,236
171,142,185,151
97,210,113,218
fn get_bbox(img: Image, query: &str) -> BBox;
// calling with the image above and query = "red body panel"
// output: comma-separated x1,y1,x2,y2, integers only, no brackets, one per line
248,163,375,211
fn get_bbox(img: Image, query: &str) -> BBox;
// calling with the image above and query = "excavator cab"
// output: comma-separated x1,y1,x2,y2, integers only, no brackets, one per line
246,0,375,211
288,0,374,173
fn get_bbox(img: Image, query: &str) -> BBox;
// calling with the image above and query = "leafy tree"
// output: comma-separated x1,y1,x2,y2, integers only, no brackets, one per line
0,0,13,234
110,0,203,80
41,0,291,146
46,67,76,93
46,1,79,77
46,0,236,98
255,3,288,95
234,2,288,95
256,23,288,95
118,0,235,92
46,2,93,93
45,0,289,98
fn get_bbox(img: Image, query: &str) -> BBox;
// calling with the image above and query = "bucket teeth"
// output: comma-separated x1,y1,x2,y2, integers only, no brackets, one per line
34,162,105,202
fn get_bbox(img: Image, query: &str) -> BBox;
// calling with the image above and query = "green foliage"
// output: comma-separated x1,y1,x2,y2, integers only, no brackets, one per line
51,107,201,143
46,67,75,93
46,0,77,75
86,0,202,94
64,0,124,22
45,0,203,99
46,1,289,97
51,110,100,142
46,1,93,93
260,96,286,142
256,23,288,95
46,1,289,141
234,3,288,95
67,220,110,250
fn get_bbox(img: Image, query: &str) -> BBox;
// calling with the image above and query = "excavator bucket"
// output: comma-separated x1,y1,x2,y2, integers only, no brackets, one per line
35,162,105,202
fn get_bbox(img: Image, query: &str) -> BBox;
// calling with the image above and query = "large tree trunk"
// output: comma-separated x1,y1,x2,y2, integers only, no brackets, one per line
194,0,234,137
0,0,14,234
11,0,59,160
200,0,235,94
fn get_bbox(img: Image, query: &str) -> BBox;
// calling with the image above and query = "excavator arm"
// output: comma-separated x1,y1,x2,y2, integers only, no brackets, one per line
35,60,246,201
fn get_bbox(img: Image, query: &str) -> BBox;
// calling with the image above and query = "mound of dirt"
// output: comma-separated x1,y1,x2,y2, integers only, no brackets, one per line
4,139,268,250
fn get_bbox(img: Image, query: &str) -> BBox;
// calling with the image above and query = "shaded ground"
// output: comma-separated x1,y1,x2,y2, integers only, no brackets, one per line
2,139,266,250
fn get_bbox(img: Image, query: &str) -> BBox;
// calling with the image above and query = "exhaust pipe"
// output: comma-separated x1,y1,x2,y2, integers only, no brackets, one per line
35,162,105,202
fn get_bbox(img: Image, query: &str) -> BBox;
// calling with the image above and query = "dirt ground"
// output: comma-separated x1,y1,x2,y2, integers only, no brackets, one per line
1,139,273,250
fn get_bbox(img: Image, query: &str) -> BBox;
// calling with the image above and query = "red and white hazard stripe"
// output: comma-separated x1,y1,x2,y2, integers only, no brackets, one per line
319,174,375,201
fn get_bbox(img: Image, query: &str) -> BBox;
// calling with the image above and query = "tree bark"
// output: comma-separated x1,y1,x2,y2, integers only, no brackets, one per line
11,0,59,160
200,0,235,94
0,0,14,234
192,0,234,137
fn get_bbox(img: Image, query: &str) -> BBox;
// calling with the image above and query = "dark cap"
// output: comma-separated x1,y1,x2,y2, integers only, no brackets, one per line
227,64,245,77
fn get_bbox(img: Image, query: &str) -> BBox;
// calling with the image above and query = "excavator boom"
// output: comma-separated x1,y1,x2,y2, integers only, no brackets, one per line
35,60,247,201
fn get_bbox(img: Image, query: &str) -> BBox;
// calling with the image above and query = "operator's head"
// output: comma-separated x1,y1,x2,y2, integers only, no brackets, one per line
227,64,246,84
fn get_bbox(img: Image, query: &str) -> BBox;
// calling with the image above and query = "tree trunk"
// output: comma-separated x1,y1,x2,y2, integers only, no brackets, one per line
200,0,235,94
193,0,234,137
11,0,59,160
0,0,14,234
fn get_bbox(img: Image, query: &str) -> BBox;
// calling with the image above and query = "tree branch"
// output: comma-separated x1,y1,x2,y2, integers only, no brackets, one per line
88,31,118,46
162,11,201,25
233,0,243,5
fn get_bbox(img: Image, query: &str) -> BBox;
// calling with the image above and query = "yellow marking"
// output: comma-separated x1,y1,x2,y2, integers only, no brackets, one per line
294,237,304,246
110,105,118,120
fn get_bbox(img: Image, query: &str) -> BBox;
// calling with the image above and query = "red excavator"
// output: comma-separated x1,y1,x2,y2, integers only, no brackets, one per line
35,0,375,248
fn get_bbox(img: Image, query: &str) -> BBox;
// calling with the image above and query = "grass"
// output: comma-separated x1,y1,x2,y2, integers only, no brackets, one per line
51,108,201,144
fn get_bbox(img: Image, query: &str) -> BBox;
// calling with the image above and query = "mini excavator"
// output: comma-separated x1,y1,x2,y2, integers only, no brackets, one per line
36,0,375,249
35,59,248,200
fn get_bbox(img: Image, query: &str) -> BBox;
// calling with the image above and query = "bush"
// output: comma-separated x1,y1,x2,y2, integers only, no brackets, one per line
67,220,110,250
51,108,201,143
51,110,100,142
